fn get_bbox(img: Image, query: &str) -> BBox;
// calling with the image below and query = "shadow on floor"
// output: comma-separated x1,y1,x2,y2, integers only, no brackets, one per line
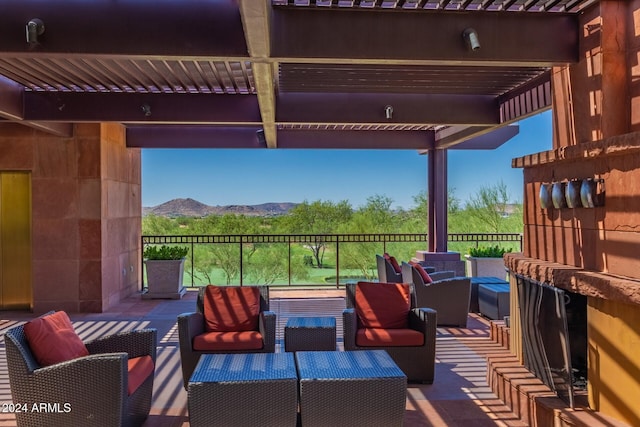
0,289,524,427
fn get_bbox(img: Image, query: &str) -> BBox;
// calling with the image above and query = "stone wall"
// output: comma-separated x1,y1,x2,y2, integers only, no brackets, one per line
0,122,141,312
509,3,640,424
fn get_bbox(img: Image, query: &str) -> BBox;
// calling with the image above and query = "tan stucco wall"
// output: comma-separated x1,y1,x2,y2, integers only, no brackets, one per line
588,297,640,427
0,122,141,312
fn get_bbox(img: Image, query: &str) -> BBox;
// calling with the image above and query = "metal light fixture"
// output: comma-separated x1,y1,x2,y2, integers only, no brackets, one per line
26,18,45,47
463,28,480,51
141,104,152,117
384,105,393,120
256,129,266,146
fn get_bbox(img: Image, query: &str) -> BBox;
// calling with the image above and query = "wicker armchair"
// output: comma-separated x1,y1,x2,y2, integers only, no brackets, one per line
177,285,276,389
402,262,471,327
376,254,403,283
4,314,157,427
343,282,437,384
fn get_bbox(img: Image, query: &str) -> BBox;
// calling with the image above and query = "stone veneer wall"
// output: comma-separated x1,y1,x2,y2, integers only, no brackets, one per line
508,2,640,425
100,124,141,310
0,122,140,312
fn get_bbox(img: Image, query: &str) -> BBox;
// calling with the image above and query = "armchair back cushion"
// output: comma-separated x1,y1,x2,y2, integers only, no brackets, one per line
23,311,89,366
203,285,261,332
383,253,402,274
355,282,410,329
409,261,433,283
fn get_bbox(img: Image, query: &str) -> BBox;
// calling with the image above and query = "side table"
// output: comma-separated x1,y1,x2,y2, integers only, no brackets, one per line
470,277,509,313
296,350,407,427
478,282,511,320
188,353,298,427
284,316,336,352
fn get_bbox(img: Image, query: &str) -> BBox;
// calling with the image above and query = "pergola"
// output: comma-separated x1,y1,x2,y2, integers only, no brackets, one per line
0,0,595,251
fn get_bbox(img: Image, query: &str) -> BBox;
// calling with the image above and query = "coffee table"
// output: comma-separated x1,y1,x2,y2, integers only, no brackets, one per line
284,316,336,352
188,353,298,427
295,350,406,427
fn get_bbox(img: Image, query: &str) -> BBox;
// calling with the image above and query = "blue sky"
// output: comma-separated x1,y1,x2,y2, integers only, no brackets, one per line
141,110,552,210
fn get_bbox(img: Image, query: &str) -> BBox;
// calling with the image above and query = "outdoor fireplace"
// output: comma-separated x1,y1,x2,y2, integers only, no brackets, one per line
515,274,587,408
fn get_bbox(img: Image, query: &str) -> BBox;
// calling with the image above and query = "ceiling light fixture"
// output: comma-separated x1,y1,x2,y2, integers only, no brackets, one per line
26,18,45,47
385,105,393,120
462,27,480,51
141,104,152,117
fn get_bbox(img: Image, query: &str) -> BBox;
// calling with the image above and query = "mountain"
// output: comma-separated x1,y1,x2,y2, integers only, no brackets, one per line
143,198,298,218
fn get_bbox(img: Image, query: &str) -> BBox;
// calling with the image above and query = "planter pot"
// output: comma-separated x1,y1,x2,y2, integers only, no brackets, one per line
142,258,187,299
465,255,507,279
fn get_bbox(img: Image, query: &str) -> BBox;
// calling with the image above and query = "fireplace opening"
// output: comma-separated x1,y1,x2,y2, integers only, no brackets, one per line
515,274,588,408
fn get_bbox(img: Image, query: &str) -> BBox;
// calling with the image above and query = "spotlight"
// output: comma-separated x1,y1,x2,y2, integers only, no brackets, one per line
462,28,480,51
26,18,45,47
141,104,152,117
384,105,393,120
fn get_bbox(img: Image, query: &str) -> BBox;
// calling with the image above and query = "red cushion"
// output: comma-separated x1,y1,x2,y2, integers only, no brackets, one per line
384,253,401,273
193,331,264,351
23,311,89,366
127,355,154,396
409,261,433,284
355,282,410,329
203,286,261,332
356,328,425,347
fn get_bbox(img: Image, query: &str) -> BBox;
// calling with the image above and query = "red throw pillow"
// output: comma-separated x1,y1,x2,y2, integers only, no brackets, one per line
409,261,433,284
355,282,410,329
203,286,261,332
23,311,89,366
384,253,402,274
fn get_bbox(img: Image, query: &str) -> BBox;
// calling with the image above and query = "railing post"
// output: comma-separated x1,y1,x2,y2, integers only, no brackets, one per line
239,238,243,286
190,241,195,287
140,236,144,292
336,239,340,288
288,240,292,286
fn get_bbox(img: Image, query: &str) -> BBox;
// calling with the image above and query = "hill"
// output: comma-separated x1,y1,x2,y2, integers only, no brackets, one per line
143,198,298,218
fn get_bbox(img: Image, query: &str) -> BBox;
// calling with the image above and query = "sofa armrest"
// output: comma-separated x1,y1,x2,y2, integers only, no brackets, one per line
428,271,456,281
259,310,276,352
26,353,128,421
342,308,358,350
85,328,157,361
177,312,204,347
409,308,437,336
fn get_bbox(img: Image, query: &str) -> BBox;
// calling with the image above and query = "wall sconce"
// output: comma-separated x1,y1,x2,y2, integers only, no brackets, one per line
565,180,582,208
26,18,45,47
551,182,566,209
462,28,480,51
580,178,605,208
539,183,552,209
541,178,605,210
384,105,393,120
256,129,266,146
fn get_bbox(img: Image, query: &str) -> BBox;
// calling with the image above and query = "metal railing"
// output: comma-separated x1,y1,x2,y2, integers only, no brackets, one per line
141,233,522,288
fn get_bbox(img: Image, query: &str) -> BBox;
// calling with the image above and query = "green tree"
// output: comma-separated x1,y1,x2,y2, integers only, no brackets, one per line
465,181,511,233
338,195,399,279
142,214,181,235
283,200,353,268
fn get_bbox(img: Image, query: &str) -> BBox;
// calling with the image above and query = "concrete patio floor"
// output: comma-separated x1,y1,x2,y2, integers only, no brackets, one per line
0,288,525,427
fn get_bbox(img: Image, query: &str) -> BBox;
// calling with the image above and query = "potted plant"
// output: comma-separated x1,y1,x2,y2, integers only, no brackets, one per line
464,245,512,279
142,245,189,299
